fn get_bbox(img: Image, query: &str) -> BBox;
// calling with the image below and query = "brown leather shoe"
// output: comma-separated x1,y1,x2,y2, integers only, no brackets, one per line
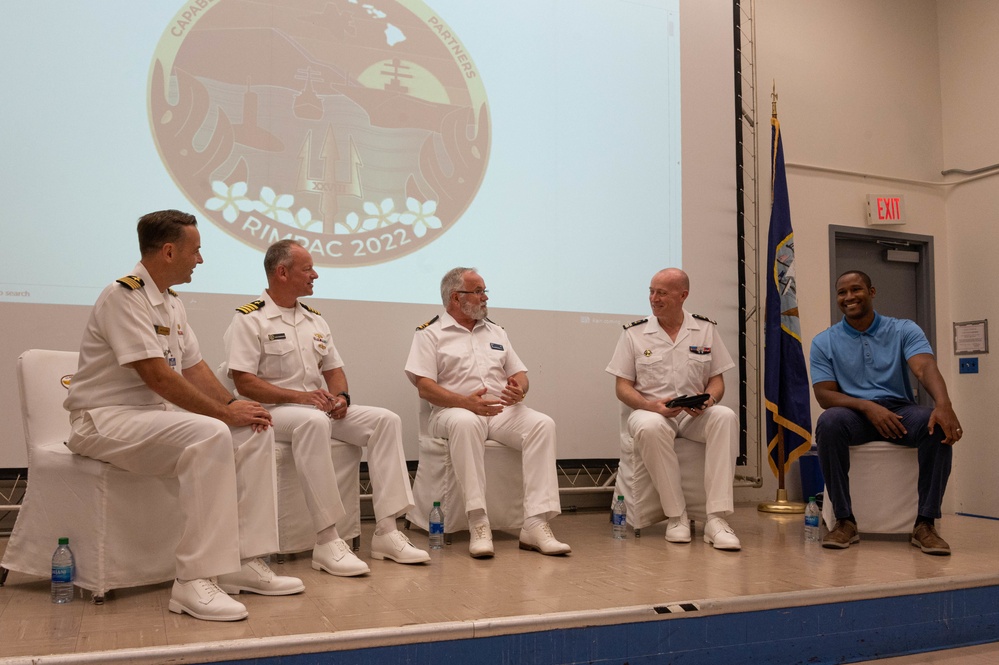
910,522,951,556
822,519,859,549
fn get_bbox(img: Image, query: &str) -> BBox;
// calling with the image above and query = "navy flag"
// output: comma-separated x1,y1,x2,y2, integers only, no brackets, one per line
764,116,812,479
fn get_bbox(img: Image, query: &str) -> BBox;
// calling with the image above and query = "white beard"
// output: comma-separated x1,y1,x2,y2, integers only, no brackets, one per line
460,299,487,321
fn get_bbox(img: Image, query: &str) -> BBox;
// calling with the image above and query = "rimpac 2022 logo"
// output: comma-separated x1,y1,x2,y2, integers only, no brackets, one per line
149,0,490,266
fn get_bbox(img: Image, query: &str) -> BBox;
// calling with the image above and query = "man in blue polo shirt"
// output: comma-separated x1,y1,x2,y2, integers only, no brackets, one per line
810,270,962,555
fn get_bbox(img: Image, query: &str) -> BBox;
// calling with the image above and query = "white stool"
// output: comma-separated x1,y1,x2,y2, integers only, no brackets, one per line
820,441,919,534
406,400,524,539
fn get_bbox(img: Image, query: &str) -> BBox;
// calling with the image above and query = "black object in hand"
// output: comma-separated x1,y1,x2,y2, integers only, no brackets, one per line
665,393,710,409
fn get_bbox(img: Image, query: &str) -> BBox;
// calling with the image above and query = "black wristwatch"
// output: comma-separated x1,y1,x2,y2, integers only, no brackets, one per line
337,391,351,406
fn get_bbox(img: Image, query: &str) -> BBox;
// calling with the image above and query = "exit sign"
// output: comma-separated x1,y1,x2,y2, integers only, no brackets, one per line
867,194,906,225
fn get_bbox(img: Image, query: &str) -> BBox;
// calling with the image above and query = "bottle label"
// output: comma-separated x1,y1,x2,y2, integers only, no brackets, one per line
804,515,820,528
429,522,444,535
612,513,626,527
52,565,73,583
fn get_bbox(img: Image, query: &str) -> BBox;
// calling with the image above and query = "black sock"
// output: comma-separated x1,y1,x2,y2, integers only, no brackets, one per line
915,515,934,528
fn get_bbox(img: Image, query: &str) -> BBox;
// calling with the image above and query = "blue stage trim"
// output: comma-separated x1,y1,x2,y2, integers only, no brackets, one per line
211,584,999,665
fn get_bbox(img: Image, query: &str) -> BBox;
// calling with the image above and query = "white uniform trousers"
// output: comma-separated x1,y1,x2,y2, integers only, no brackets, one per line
627,405,737,517
67,405,279,581
429,403,562,522
269,404,414,532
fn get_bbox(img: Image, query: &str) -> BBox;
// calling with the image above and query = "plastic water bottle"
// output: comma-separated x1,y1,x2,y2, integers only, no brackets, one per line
428,501,444,550
804,496,821,543
612,495,627,539
51,537,75,604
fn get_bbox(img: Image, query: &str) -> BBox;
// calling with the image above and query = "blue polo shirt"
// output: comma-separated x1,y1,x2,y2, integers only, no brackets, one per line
809,312,933,402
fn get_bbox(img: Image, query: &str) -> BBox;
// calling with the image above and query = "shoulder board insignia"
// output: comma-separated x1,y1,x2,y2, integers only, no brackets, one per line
115,275,144,290
301,302,322,316
692,313,717,325
235,299,265,315
167,288,178,297
415,315,439,331
623,318,648,330
484,316,503,328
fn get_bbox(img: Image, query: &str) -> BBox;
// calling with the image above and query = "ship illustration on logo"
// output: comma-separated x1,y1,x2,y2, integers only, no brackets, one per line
149,0,490,266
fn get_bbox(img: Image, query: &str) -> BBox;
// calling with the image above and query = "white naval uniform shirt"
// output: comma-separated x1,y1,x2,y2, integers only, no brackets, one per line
605,311,734,401
64,261,201,411
404,312,528,404
224,293,343,397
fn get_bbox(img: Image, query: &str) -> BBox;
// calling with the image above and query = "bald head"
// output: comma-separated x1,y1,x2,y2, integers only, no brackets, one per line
653,268,689,291
649,268,689,325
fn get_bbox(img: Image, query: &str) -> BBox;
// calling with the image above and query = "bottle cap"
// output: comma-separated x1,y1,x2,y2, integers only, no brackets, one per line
617,495,624,500
433,501,441,506
58,537,69,545
808,496,815,501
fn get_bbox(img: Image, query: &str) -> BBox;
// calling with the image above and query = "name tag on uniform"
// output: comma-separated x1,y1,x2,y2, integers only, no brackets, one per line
689,345,711,355
154,325,170,336
490,342,504,351
267,333,287,341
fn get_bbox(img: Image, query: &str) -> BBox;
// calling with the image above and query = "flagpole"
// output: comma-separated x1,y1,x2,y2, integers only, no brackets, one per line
758,424,804,513
758,82,805,515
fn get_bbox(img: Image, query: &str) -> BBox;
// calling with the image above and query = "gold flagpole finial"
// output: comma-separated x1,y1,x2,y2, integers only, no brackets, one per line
772,80,778,118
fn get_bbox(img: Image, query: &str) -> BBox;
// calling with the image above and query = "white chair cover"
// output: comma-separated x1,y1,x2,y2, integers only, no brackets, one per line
820,441,919,534
2,350,183,599
406,400,523,533
214,362,362,554
613,404,711,529
275,440,362,553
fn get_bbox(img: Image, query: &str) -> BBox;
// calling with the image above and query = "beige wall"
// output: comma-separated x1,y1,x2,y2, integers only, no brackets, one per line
750,0,998,516
936,0,999,516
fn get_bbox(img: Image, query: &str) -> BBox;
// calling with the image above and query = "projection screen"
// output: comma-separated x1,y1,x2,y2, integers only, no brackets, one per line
0,0,737,467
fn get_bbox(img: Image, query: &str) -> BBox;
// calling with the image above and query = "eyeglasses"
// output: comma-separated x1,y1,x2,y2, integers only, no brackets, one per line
456,289,488,296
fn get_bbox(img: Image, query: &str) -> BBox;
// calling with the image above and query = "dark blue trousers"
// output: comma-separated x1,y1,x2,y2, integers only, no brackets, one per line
815,399,952,522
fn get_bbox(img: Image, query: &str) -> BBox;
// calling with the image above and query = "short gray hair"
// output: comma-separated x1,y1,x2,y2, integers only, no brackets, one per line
264,239,302,277
440,266,476,305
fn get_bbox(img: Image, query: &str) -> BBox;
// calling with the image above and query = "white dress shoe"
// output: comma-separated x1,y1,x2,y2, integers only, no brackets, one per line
469,523,494,558
371,530,431,564
703,517,741,551
665,512,691,543
169,578,248,621
218,558,305,596
313,538,371,576
518,522,571,555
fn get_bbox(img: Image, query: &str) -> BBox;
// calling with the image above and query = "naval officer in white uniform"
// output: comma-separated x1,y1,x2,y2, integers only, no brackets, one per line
65,210,303,622
405,267,570,558
223,239,428,575
606,268,741,551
